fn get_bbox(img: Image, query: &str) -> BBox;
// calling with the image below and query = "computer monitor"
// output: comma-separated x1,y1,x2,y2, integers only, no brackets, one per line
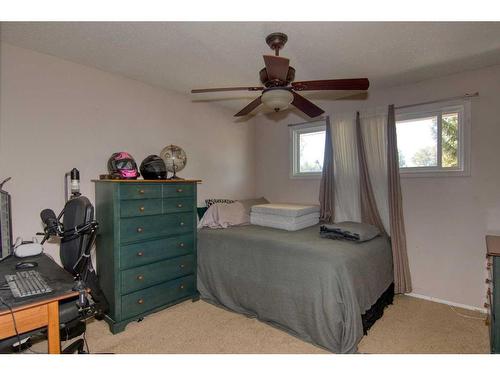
0,179,13,260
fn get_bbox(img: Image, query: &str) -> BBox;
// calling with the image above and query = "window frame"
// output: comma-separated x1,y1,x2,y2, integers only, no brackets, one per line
396,99,471,178
289,119,327,179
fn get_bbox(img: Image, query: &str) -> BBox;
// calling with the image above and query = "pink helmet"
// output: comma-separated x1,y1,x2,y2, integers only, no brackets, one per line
107,152,139,179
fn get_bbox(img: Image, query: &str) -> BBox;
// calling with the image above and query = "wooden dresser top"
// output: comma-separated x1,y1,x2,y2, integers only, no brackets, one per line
486,235,500,256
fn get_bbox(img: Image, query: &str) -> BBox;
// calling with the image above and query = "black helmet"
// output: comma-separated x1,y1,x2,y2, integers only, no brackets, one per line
140,155,167,179
107,152,139,179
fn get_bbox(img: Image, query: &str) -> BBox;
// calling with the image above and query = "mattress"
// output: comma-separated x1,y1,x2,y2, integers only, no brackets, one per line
251,203,319,218
250,211,319,231
197,224,394,353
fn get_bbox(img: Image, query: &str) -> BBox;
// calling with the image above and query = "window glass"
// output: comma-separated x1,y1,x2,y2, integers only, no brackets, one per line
299,130,325,173
441,112,459,168
396,116,438,168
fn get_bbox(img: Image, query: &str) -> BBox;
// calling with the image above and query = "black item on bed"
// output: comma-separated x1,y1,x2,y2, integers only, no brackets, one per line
320,225,359,241
320,221,381,242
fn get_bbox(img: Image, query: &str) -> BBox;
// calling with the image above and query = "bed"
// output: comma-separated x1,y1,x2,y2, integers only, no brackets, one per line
197,223,394,353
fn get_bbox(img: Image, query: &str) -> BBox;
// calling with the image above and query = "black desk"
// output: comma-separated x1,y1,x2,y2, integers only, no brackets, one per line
0,254,78,353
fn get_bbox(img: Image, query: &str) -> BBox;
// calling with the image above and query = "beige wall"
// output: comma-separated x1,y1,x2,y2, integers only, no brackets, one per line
255,64,500,309
0,43,256,259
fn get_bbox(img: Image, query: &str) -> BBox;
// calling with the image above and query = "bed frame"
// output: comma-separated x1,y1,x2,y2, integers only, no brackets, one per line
362,283,394,334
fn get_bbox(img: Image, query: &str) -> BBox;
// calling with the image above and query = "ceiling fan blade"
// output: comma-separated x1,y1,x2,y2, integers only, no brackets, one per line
291,92,325,118
234,96,262,117
263,55,290,81
191,86,263,94
292,78,370,91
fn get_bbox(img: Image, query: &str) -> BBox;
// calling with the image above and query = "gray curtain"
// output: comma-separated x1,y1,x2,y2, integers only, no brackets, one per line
387,105,412,294
319,116,334,223
355,112,386,234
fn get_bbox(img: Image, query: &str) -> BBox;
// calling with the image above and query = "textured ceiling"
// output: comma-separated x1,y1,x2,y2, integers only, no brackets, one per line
2,22,500,111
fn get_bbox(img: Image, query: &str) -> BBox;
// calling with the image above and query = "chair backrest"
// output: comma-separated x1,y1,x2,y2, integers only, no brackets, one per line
60,196,94,275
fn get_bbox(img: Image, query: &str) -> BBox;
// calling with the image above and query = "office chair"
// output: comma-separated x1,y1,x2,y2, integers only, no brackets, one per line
0,196,109,354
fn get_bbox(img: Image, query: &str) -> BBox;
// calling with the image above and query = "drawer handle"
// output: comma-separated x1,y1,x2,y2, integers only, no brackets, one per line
137,251,144,257
180,264,185,269
177,188,183,193
137,298,144,304
177,203,183,208
139,206,145,212
137,227,144,233
179,284,185,290
180,222,185,227
178,242,185,248
137,275,144,281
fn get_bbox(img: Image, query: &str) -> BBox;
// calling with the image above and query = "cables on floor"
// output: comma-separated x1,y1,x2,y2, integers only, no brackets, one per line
449,305,486,321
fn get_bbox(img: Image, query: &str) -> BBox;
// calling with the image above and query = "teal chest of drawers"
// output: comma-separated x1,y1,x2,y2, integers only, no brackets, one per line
94,179,201,333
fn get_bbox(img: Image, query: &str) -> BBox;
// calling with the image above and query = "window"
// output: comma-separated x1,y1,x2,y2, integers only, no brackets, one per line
289,119,326,178
396,100,470,177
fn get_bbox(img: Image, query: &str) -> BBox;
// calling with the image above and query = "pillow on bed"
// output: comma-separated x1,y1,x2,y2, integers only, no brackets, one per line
198,201,250,229
205,198,235,207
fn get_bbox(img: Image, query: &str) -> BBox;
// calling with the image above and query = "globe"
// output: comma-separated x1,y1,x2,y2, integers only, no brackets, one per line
160,144,187,179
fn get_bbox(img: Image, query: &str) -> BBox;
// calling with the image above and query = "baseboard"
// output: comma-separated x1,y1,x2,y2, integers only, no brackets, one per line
405,292,487,314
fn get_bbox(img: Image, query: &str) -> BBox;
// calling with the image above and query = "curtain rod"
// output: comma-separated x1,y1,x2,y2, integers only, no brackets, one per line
395,92,479,110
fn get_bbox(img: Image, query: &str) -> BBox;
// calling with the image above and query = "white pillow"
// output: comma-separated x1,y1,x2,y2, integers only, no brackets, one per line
198,201,249,229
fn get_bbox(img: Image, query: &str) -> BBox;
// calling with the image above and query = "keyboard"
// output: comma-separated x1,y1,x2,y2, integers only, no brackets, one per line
5,270,53,298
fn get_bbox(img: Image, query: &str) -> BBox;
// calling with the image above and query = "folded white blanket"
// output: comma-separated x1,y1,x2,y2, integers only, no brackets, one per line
251,203,320,218
250,211,319,231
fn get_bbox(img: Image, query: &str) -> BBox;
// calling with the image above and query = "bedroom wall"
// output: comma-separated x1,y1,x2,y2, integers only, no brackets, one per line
254,63,500,309
0,43,257,261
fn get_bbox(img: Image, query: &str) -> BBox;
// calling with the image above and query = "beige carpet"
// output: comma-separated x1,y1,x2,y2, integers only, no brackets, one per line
32,295,489,354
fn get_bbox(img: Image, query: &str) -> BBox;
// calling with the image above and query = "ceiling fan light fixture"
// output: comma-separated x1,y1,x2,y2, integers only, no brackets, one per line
191,32,370,119
261,89,294,112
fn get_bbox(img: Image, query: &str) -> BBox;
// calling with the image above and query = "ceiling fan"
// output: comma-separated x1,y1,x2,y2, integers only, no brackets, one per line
191,32,370,118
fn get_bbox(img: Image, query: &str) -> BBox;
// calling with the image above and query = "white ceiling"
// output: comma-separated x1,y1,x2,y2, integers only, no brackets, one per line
2,22,500,111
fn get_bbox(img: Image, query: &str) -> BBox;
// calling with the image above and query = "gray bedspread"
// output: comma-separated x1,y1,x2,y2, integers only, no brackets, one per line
197,224,393,353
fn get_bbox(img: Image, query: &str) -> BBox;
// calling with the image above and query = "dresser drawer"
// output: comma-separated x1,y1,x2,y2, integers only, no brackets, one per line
163,184,194,198
120,199,162,218
163,197,194,214
120,234,194,270
120,184,161,200
121,274,195,320
120,213,194,243
121,254,195,294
